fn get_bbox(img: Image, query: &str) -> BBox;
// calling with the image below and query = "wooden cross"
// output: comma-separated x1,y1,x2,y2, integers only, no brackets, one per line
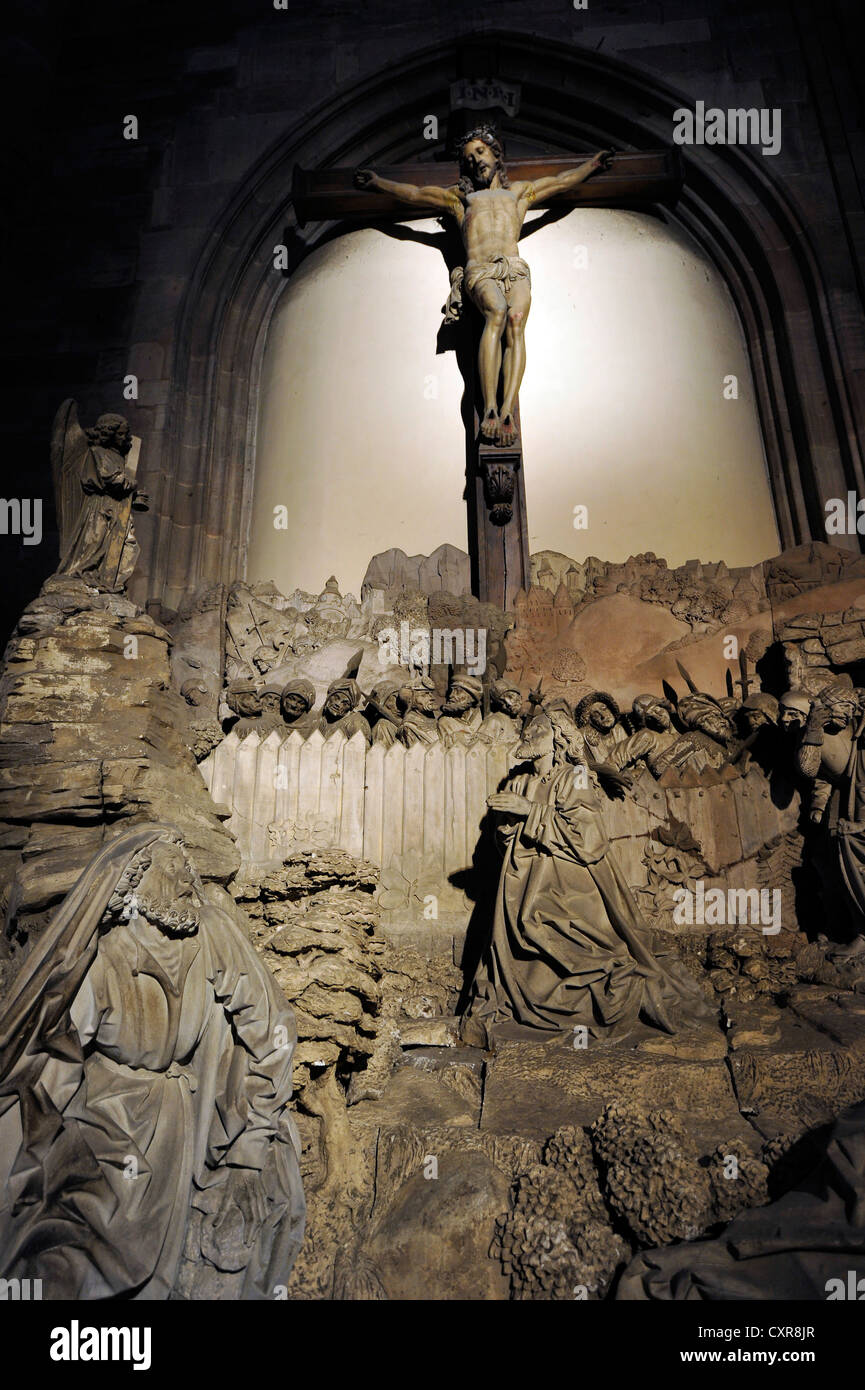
292,149,682,610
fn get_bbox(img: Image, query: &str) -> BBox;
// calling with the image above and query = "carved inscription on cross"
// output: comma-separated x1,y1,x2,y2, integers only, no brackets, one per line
292,139,681,607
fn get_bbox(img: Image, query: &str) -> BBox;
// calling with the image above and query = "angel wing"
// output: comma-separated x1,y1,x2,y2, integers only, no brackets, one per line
50,398,90,560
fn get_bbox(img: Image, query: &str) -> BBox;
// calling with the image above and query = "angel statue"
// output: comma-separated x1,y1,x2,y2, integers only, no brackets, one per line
51,398,149,592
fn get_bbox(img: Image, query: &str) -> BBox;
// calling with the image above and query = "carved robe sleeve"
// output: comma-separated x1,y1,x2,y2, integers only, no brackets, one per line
205,905,298,1170
609,729,656,771
795,740,835,820
68,960,104,1046
521,772,609,866
81,446,133,497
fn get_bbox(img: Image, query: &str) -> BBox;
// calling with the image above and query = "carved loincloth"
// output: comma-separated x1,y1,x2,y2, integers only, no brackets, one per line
443,255,531,323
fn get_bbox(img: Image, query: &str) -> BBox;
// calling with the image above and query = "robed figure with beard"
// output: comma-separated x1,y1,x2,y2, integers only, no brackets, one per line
0,824,305,1299
461,713,714,1046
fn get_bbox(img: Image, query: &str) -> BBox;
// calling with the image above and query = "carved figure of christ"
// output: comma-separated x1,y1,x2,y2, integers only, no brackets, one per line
356,132,611,447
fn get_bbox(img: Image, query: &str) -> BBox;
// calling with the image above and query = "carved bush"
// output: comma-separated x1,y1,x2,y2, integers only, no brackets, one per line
705,1143,770,1223
550,647,587,684
494,1161,628,1300
590,1102,713,1247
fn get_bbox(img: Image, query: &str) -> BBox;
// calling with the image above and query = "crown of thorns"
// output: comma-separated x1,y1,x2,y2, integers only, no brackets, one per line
455,124,504,156
454,126,510,192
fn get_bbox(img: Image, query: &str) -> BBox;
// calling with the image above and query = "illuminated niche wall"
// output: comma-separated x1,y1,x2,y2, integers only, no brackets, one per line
247,207,779,598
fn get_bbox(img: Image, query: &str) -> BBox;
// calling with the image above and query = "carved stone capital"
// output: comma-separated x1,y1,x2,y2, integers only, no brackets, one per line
479,451,520,525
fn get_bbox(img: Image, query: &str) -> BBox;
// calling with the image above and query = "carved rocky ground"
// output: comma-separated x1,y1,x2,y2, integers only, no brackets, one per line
312,955,865,1299
225,829,865,1299
0,575,238,992
5,558,865,1299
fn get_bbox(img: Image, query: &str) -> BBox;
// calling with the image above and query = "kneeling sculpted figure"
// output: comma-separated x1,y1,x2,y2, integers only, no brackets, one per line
0,824,305,1299
460,713,714,1046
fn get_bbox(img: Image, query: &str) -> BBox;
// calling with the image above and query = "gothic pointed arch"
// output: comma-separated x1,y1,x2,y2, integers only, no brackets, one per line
133,32,865,611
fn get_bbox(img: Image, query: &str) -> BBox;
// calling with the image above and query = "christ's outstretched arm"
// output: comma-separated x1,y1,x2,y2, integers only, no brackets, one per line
354,169,462,220
529,150,613,201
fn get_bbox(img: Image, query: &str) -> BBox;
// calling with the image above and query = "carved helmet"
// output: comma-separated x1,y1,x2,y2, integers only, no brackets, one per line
742,692,780,724
449,673,483,702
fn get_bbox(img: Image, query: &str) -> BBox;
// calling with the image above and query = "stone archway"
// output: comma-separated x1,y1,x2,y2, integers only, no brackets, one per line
133,32,865,613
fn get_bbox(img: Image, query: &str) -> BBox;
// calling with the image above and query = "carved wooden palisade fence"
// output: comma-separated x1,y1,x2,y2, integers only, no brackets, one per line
200,730,516,886
199,730,802,924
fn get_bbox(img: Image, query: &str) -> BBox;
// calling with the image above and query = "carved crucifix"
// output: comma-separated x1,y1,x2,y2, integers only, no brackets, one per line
358,130,611,449
293,138,681,608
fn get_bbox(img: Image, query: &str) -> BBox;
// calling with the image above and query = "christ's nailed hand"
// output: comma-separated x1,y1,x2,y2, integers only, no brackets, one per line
488,792,532,817
592,150,614,172
354,168,376,189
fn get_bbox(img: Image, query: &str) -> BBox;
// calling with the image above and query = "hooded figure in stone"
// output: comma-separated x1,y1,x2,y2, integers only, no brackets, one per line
460,712,714,1047
439,673,484,747
398,675,442,747
223,678,264,737
367,678,404,748
280,678,317,736
0,823,305,1299
316,677,371,743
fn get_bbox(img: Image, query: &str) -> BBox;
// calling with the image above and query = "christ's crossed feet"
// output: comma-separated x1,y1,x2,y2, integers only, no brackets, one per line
480,406,499,442
480,407,519,447
498,411,518,447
